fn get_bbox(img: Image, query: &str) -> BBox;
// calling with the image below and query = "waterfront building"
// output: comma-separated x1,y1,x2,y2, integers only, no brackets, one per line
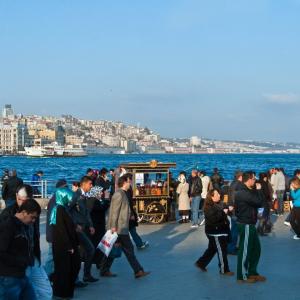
121,139,138,153
102,135,120,147
0,122,29,153
65,134,84,145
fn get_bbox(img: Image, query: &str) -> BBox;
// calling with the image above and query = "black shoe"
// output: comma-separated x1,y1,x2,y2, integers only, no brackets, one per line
75,280,88,288
195,262,207,272
83,276,99,283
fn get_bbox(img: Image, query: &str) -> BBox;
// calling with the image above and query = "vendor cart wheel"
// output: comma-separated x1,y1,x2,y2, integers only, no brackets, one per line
145,202,165,224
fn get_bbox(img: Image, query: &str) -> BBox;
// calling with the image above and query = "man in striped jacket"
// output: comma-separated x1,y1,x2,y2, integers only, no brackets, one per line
235,171,265,283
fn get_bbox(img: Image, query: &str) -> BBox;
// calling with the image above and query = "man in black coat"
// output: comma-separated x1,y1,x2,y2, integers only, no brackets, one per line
1,170,23,207
95,168,111,199
0,184,40,265
0,199,41,300
69,176,98,283
235,171,265,283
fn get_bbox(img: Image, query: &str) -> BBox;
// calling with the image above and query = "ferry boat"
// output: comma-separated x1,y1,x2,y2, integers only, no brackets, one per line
24,144,87,157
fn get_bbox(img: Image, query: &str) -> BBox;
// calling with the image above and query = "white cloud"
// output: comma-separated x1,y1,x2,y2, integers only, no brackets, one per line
263,93,300,104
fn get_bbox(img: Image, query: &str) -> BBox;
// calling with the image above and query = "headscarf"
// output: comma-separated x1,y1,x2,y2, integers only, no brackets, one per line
50,187,74,225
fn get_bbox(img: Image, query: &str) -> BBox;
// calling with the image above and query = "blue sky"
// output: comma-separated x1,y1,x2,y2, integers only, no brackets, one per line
1,0,300,142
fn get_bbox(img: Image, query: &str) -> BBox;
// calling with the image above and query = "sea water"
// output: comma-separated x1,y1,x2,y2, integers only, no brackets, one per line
1,154,299,182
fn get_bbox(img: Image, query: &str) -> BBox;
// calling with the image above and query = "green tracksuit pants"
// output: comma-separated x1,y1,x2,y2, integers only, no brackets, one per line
237,224,261,280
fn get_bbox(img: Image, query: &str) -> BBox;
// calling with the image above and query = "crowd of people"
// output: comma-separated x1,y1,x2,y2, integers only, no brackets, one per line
175,167,300,283
0,165,300,299
0,167,150,300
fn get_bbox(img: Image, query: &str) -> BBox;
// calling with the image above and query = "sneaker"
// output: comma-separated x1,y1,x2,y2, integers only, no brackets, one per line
293,235,300,240
191,224,199,228
284,221,291,227
138,241,149,249
249,275,266,282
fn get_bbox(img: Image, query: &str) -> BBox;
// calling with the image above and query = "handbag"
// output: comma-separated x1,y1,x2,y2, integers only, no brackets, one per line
97,230,118,257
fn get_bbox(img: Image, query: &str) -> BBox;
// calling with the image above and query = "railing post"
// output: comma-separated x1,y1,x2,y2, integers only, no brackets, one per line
41,180,44,199
44,180,48,198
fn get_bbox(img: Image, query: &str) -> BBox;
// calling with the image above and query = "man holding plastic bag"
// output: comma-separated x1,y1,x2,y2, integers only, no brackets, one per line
104,174,150,279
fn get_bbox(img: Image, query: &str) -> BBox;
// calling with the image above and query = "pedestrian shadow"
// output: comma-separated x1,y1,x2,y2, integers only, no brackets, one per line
137,221,201,257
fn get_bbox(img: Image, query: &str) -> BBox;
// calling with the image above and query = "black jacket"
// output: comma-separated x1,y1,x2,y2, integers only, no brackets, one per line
189,176,203,197
0,202,41,264
46,195,56,243
0,216,32,277
211,173,224,190
69,189,93,228
204,202,230,235
228,180,244,206
235,184,263,225
1,176,23,201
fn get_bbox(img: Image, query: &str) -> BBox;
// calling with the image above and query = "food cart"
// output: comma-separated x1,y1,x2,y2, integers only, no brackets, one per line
120,160,176,224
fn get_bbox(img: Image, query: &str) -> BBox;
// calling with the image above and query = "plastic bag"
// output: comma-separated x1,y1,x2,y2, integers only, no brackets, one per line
97,230,118,257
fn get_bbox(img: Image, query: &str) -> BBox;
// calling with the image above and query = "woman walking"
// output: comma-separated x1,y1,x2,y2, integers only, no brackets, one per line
195,189,233,275
176,173,190,223
51,187,81,299
290,178,300,240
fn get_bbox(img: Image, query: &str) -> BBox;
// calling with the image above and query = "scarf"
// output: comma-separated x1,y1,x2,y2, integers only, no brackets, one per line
50,187,74,225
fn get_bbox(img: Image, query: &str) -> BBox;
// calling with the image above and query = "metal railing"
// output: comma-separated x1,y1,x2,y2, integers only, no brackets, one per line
0,180,78,200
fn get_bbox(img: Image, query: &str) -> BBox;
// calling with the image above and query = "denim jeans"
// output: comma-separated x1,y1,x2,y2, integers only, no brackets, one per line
0,276,37,300
129,227,143,248
43,244,54,276
77,231,95,277
277,190,285,214
26,259,52,300
191,196,201,225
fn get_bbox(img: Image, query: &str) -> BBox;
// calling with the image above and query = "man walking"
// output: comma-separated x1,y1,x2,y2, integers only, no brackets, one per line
189,170,203,228
107,174,150,278
235,171,265,283
69,176,98,283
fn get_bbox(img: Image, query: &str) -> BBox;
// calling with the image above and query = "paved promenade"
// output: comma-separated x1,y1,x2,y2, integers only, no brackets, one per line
40,215,300,300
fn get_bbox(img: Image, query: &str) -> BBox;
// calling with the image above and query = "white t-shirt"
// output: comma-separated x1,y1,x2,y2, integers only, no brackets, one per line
201,175,211,199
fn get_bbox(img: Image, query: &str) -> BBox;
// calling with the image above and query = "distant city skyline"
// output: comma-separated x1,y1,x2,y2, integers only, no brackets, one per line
1,1,300,142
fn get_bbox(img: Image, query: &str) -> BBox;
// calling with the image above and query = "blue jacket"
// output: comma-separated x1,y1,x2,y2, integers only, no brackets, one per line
291,189,300,207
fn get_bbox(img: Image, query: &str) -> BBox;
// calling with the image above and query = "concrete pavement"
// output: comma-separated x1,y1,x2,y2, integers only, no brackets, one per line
40,215,300,300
